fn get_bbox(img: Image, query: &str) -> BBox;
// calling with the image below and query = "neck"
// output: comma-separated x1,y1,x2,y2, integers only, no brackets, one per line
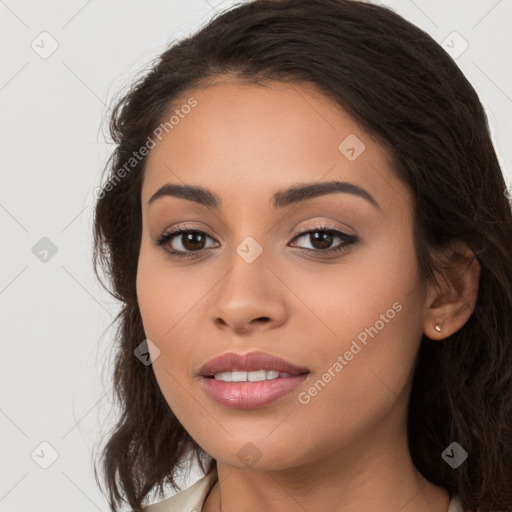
202,419,450,512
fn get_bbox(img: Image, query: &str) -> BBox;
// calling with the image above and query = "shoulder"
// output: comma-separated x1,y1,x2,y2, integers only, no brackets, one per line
449,495,503,512
142,469,217,512
448,495,465,512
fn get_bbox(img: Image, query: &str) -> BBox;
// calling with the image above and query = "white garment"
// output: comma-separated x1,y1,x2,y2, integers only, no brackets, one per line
142,470,218,512
142,469,466,512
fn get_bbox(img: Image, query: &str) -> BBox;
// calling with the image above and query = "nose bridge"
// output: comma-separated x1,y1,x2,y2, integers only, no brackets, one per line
219,234,270,305
210,232,288,332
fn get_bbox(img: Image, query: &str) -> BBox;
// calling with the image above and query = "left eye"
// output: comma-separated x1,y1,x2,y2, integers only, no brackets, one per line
290,228,357,252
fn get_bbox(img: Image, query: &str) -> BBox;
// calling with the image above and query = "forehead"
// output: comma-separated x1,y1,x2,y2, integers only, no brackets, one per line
140,79,408,212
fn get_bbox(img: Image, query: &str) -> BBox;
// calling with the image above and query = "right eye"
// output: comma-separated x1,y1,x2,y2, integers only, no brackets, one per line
155,225,219,258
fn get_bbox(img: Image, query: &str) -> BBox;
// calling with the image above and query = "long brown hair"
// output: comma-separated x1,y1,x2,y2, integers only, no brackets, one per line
92,1,512,510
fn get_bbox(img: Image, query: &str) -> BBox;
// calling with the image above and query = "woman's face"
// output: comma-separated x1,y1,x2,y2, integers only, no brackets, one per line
137,79,430,471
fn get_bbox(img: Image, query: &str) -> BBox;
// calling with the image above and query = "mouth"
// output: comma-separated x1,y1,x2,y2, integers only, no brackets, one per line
198,351,310,409
205,369,305,382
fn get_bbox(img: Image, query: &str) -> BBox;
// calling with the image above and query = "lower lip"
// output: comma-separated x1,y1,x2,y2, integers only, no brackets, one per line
200,374,309,409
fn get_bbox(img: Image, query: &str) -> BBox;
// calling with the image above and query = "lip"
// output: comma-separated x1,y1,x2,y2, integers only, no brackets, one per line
198,351,310,410
200,374,309,409
198,351,309,377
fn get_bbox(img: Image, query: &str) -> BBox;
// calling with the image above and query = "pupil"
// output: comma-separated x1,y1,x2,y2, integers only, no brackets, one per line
183,232,204,250
312,231,332,249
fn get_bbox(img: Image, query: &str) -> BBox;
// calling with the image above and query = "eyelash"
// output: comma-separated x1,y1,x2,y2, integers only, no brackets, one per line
154,223,358,260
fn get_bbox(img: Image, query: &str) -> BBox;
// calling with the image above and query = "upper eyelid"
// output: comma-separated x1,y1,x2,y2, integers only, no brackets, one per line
164,222,352,238
294,223,354,236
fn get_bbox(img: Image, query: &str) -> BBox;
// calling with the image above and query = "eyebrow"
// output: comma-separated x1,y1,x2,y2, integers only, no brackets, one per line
148,180,381,210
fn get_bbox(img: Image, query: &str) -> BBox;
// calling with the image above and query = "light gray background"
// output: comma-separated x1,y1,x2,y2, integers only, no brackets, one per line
1,0,511,511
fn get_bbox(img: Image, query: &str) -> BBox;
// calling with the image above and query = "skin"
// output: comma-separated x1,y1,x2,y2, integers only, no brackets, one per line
136,78,480,512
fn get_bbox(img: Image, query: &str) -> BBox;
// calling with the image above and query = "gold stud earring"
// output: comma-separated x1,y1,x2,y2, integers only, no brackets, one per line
434,323,442,332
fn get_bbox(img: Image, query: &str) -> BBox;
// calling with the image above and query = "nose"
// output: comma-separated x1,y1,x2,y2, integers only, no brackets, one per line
209,248,289,336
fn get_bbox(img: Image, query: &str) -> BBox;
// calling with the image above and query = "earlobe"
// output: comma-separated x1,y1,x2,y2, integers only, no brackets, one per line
423,242,481,341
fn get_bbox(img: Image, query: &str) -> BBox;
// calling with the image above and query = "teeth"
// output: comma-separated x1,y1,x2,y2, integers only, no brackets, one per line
213,370,295,382
232,371,247,382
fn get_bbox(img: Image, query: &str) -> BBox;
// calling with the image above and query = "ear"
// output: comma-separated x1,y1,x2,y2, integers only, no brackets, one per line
423,241,481,340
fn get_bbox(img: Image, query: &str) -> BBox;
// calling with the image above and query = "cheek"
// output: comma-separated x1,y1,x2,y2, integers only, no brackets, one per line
286,231,422,347
303,296,423,452
308,236,425,416
136,248,199,421
136,242,207,341
136,245,187,376
135,244,217,389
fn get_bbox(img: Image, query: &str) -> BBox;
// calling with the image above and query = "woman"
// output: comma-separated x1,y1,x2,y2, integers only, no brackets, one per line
92,1,512,511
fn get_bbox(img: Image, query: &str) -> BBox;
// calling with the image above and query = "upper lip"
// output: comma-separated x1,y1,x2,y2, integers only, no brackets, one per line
199,351,310,377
